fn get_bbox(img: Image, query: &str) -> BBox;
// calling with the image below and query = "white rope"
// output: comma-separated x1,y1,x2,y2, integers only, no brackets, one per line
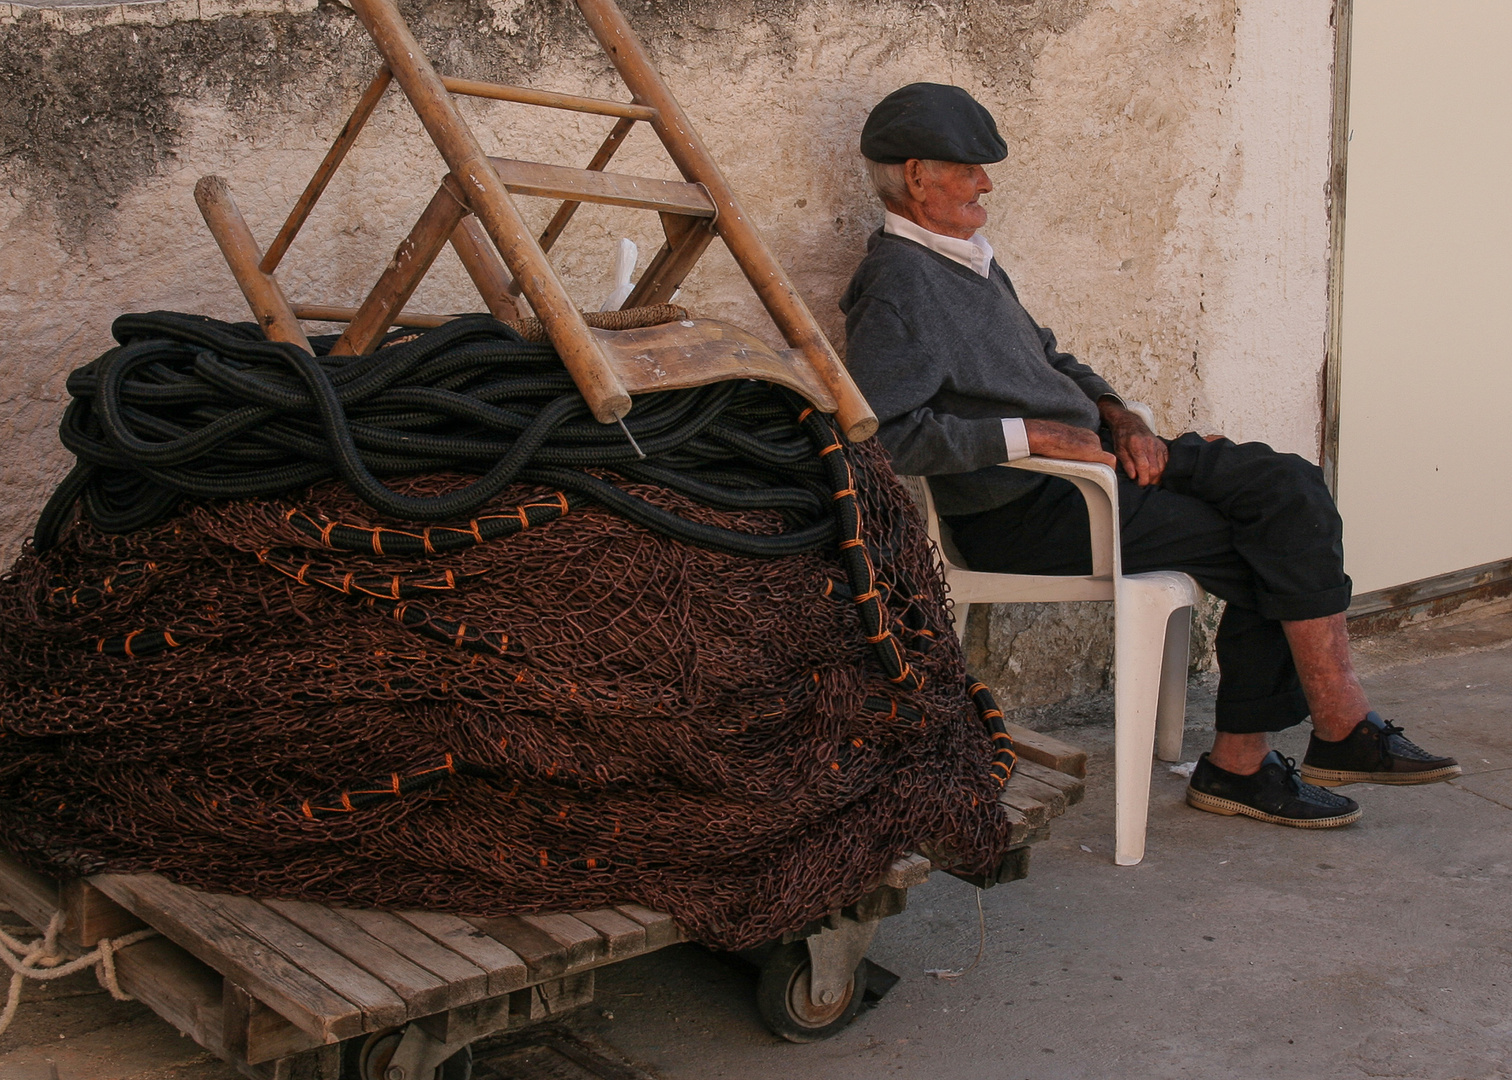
0,910,158,1036
923,887,987,980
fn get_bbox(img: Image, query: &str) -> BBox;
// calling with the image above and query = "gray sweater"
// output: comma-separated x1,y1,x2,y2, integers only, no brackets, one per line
840,229,1115,516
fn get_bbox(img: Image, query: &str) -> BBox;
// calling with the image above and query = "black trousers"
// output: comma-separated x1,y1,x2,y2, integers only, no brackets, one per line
944,432,1352,734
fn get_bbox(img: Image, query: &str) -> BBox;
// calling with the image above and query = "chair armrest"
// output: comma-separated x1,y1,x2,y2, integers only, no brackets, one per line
1004,455,1118,492
999,457,1121,579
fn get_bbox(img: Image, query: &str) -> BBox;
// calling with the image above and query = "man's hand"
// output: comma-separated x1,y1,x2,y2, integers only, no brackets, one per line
1098,400,1168,486
1023,419,1117,468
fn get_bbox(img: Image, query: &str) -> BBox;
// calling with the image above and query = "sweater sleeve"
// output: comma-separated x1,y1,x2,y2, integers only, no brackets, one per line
845,294,1009,476
1036,324,1119,404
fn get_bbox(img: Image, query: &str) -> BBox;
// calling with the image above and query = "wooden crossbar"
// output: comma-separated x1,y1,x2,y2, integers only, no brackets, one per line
261,66,394,275
194,0,878,440
292,304,450,329
438,76,657,121
486,158,716,217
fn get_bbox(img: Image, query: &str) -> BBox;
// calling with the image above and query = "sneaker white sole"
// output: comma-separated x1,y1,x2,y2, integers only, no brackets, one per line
1185,787,1362,828
1299,764,1462,787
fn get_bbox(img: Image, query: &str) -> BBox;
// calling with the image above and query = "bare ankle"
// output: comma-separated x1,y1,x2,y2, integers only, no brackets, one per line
1208,732,1271,775
1311,711,1369,742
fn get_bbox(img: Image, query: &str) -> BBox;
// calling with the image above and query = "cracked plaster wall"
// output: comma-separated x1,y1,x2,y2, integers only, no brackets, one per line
0,0,1337,711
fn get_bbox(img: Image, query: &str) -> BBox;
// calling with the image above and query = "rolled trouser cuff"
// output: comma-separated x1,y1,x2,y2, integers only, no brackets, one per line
1255,580,1353,623
1215,686,1311,734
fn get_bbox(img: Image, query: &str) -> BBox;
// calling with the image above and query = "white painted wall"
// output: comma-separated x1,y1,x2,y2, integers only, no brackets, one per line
1196,0,1336,458
1335,0,1512,594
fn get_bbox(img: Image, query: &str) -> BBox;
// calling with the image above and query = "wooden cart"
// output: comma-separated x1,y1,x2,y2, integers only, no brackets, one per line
0,727,1083,1078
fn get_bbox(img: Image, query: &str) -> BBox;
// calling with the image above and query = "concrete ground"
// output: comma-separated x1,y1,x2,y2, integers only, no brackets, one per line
4,603,1510,1080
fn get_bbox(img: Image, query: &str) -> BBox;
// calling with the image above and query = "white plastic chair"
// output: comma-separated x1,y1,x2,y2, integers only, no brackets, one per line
902,458,1202,866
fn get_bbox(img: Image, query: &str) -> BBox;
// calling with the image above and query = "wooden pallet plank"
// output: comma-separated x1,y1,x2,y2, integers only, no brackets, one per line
464,915,573,980
570,908,645,960
0,850,59,933
882,853,931,889
396,910,529,996
201,893,407,1031
510,971,596,1022
610,904,683,951
89,873,361,1043
224,979,328,1067
1003,771,1069,817
242,997,328,1066
336,909,492,999
519,913,606,971
1004,723,1088,778
997,786,1051,828
265,900,454,1019
1013,758,1087,804
992,796,1032,843
111,934,227,1055
61,878,146,947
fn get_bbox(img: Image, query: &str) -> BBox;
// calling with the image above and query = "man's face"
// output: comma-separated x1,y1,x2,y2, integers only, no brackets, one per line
906,160,993,239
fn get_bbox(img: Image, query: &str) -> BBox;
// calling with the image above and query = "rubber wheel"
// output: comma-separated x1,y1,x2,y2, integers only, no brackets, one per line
755,940,864,1043
344,1029,473,1080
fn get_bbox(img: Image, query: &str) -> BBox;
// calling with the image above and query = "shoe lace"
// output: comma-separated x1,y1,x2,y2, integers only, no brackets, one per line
1375,717,1438,762
1278,753,1346,804
1375,719,1406,764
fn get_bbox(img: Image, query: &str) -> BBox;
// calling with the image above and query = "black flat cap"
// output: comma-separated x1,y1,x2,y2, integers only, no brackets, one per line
860,83,1007,165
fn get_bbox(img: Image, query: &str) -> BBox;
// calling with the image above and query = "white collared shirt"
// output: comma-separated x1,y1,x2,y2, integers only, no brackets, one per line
882,211,1030,461
883,211,995,278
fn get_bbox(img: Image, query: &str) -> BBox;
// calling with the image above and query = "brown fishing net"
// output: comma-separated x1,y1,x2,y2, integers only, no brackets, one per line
0,315,1016,950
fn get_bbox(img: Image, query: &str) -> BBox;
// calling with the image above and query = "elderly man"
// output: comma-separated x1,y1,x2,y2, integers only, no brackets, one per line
842,82,1458,828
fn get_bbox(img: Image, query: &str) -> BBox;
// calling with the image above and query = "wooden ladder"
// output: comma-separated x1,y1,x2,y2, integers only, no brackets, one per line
194,0,876,442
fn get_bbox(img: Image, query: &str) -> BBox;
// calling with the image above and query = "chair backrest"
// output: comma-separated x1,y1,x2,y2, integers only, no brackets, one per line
898,474,972,569
900,463,1121,608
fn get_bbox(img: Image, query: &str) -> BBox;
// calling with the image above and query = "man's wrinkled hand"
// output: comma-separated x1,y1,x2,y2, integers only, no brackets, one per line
1023,419,1117,468
1099,402,1168,485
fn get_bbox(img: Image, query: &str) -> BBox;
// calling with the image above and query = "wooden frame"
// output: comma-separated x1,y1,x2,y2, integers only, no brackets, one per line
1321,0,1354,495
194,0,877,441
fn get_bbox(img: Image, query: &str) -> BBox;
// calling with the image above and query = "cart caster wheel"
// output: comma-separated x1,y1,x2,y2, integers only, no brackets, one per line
344,1029,473,1080
756,940,864,1043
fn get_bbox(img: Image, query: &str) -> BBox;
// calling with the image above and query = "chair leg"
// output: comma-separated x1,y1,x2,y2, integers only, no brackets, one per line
1155,606,1192,763
1112,579,1190,866
952,601,971,643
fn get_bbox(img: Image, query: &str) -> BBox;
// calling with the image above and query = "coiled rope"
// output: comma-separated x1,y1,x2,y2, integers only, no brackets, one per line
0,910,158,1037
39,311,836,557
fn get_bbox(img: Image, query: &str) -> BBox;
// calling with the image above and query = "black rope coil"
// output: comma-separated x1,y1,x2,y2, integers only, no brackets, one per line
37,311,1016,817
41,311,835,558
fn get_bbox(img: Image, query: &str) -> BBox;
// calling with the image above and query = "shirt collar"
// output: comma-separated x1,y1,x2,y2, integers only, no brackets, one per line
883,210,994,278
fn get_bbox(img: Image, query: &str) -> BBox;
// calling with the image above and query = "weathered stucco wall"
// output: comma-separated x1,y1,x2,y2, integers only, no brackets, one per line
0,0,1337,711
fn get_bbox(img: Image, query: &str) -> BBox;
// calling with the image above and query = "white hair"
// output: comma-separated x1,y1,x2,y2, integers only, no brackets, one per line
863,157,910,208
863,157,952,210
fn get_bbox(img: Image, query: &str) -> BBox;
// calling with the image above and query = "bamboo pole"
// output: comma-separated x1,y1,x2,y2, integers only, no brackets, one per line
345,0,632,423
331,177,470,356
439,76,655,121
194,176,312,353
449,216,519,321
262,67,393,274
573,0,876,441
292,304,452,329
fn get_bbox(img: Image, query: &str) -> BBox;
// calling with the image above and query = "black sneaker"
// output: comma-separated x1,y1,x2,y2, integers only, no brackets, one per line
1186,750,1361,828
1300,712,1461,787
